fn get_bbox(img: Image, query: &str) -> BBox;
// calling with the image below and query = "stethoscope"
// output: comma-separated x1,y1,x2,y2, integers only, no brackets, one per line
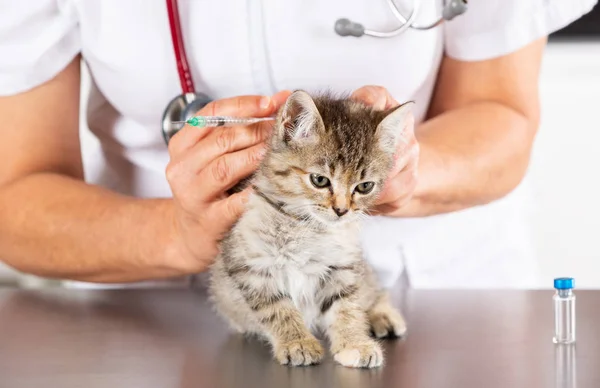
335,0,468,37
161,0,468,145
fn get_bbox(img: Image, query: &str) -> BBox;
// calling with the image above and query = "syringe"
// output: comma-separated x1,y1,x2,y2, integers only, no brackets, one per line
172,116,275,128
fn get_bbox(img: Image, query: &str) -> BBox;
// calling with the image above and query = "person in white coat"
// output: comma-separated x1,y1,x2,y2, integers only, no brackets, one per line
0,0,596,289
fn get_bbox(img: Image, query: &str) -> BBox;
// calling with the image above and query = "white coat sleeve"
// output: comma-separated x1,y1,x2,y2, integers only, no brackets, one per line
444,0,598,61
0,0,80,96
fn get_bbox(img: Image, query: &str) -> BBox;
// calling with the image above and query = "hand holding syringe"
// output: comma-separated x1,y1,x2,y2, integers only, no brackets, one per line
172,115,275,128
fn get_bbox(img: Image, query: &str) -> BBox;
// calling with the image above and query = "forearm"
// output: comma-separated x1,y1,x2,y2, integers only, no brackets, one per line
394,102,536,217
0,173,190,283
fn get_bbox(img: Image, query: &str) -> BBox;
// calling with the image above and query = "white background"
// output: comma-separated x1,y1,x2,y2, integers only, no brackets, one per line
1,40,599,288
528,41,600,289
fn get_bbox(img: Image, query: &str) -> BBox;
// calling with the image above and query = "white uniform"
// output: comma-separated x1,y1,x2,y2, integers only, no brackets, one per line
0,0,596,289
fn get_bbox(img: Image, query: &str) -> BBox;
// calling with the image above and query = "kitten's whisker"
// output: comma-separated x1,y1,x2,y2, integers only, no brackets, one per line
298,216,321,240
285,203,318,212
355,210,374,224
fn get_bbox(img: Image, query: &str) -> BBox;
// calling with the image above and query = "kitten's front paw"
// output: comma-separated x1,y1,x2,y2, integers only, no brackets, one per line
333,340,383,368
369,308,407,339
275,337,324,366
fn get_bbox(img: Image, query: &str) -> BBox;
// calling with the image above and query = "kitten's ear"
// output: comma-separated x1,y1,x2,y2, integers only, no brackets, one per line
376,101,415,153
277,90,324,145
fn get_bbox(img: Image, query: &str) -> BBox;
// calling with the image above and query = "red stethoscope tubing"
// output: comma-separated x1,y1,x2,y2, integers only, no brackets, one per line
166,0,195,94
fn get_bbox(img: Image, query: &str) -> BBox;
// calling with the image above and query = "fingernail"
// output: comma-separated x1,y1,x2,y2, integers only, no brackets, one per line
260,96,271,110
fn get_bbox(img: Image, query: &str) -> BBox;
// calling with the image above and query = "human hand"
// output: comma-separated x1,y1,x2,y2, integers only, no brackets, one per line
165,91,291,272
350,85,419,215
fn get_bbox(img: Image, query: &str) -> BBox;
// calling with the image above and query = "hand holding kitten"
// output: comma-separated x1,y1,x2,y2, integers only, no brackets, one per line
165,91,291,273
350,86,419,215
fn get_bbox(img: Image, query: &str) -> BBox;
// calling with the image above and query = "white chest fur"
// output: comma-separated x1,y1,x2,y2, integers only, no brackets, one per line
237,198,363,328
284,264,326,329
260,240,359,330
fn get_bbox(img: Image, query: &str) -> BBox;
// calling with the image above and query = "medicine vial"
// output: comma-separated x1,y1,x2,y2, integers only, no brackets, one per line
553,277,576,344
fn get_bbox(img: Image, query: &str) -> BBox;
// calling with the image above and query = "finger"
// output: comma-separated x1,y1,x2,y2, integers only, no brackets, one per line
375,173,417,215
211,186,253,227
271,90,292,110
168,95,277,156
185,123,272,173
376,155,418,205
378,145,419,205
196,143,267,201
181,91,291,174
351,86,398,111
389,136,419,178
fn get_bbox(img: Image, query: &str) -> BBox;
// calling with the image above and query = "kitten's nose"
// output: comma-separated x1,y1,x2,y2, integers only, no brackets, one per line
333,207,348,217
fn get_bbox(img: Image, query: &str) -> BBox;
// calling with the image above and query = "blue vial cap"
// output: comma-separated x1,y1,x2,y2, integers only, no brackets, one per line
554,277,575,290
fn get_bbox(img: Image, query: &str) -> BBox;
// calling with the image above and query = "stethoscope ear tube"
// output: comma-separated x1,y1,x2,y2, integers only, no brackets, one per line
165,0,195,95
334,18,366,37
162,0,213,145
334,0,468,38
443,0,468,21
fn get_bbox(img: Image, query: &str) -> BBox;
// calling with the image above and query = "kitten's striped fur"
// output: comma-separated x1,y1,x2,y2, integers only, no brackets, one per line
208,91,412,368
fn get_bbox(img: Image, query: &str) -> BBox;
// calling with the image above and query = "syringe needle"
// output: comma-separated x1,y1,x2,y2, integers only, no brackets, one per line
171,116,275,128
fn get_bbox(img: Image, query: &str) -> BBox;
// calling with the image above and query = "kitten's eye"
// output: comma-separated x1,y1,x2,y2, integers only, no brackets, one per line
310,173,331,188
355,182,375,194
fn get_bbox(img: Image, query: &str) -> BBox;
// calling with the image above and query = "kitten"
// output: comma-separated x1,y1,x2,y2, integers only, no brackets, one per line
208,90,412,369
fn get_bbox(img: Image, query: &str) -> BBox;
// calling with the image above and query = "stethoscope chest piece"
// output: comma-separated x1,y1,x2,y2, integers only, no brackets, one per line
161,92,213,144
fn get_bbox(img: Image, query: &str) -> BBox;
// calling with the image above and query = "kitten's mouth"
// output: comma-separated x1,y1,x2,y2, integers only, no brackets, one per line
308,210,356,225
282,204,357,226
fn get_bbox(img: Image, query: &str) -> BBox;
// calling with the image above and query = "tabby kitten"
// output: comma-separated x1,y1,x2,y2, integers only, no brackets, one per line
208,90,412,368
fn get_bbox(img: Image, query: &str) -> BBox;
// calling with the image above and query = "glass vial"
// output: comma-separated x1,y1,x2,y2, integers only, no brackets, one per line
553,277,576,344
555,339,577,388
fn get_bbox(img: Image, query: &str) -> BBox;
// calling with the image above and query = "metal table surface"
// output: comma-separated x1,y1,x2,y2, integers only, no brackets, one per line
0,287,596,388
